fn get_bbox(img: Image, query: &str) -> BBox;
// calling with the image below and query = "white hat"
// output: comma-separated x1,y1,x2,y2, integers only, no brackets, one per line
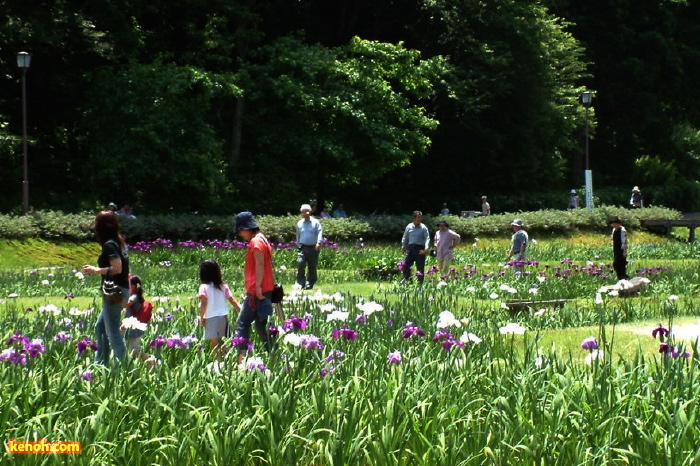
510,219,524,227
632,186,640,192
570,189,576,194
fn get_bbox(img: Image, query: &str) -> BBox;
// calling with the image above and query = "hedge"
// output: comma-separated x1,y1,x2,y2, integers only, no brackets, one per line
0,207,682,243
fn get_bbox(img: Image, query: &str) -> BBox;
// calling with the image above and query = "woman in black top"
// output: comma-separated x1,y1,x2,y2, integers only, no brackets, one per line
83,210,130,364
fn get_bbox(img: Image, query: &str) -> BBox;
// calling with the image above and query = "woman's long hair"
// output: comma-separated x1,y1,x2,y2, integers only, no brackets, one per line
199,259,223,290
94,210,125,247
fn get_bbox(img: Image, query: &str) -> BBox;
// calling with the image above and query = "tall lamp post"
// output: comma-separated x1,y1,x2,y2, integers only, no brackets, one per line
17,52,31,215
581,91,593,211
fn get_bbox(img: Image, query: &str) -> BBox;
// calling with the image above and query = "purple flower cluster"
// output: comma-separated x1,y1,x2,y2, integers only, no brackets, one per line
432,330,464,352
580,337,599,351
53,332,71,343
76,338,99,355
0,349,28,366
387,351,402,365
402,322,426,339
301,335,324,350
332,326,359,340
283,315,308,332
148,334,196,349
651,325,669,341
231,336,254,352
2,332,45,365
320,349,345,377
659,342,691,359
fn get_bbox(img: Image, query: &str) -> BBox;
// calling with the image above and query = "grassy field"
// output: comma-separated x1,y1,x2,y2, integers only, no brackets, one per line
3,233,700,464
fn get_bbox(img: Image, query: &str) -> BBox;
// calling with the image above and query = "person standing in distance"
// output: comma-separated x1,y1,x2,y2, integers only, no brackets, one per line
481,196,491,216
507,219,528,275
296,204,323,290
401,211,430,285
434,219,461,276
608,216,630,280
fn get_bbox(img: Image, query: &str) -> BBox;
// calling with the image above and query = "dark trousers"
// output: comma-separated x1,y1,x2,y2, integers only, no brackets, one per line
403,244,426,284
613,255,629,280
297,245,319,287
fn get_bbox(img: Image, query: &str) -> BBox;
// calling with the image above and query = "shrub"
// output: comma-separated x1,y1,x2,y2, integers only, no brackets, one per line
0,207,683,242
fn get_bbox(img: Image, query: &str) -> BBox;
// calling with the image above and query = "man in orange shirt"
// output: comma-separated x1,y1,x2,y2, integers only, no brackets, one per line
233,211,275,364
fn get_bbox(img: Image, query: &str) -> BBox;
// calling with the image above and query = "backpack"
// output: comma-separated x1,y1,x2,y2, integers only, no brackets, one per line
134,300,153,324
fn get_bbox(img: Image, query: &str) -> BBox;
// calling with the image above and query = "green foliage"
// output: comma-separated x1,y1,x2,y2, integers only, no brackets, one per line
236,34,443,207
81,63,242,212
3,237,700,464
0,208,683,244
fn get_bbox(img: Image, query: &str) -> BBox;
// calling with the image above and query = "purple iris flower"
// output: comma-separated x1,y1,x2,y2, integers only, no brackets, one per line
332,326,358,340
0,349,28,366
441,339,464,352
580,337,599,351
319,368,330,378
402,322,426,339
76,338,99,355
231,336,254,351
387,351,402,364
166,336,188,348
283,315,307,332
324,349,346,364
659,342,669,354
301,335,324,350
54,332,71,343
355,314,368,325
7,332,30,347
165,313,174,322
24,341,45,358
268,325,280,339
81,370,93,381
652,325,670,340
432,330,453,343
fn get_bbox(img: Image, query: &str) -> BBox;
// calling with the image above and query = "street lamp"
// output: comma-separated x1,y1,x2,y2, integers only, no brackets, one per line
581,91,593,211
17,52,31,215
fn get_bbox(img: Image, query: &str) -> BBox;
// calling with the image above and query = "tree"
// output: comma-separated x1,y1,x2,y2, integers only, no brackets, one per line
81,63,241,212
418,0,590,199
235,35,443,211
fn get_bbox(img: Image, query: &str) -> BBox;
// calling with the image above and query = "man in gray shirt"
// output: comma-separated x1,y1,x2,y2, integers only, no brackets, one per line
401,211,430,285
296,204,323,289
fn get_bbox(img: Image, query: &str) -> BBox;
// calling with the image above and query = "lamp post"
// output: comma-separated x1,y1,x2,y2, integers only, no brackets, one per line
17,52,31,215
581,91,593,211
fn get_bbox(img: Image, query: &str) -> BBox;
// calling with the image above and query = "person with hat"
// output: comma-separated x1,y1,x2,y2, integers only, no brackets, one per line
608,216,629,280
434,219,461,276
568,189,580,210
401,210,430,286
507,219,528,274
630,186,643,209
296,204,323,290
481,196,491,216
233,211,276,364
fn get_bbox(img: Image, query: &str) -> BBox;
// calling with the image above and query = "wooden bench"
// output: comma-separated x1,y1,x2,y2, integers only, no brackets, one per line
641,218,700,242
505,299,570,313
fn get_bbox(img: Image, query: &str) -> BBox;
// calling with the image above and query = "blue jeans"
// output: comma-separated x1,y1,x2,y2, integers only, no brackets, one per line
234,292,274,354
403,244,426,284
95,287,128,364
297,245,319,287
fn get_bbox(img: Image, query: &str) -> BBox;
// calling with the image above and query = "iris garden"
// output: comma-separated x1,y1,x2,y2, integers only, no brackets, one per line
2,234,700,464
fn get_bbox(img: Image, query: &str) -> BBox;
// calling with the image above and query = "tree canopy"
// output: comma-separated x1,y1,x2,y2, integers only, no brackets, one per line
1,0,698,214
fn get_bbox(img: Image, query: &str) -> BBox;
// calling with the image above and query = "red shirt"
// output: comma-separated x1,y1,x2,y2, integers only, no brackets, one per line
244,234,275,294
